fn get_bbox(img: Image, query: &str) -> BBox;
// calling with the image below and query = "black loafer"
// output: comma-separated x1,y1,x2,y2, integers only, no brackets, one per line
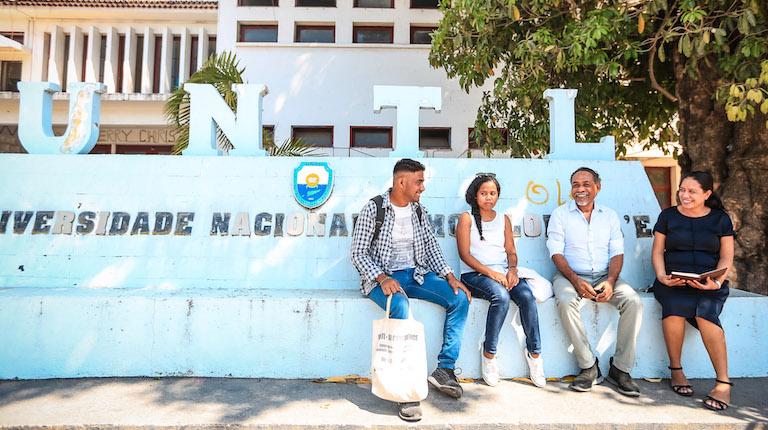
606,357,640,397
570,358,604,392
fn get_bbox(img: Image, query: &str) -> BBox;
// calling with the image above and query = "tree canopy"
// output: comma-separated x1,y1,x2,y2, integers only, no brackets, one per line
429,0,768,157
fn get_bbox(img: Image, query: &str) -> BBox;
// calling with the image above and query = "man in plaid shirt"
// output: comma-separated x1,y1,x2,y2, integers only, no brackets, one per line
351,158,471,422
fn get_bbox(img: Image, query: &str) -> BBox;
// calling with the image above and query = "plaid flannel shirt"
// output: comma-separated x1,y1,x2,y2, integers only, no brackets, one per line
350,190,453,296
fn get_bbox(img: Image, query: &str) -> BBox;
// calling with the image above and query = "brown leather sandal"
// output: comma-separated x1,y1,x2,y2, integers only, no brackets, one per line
668,366,693,397
704,379,733,412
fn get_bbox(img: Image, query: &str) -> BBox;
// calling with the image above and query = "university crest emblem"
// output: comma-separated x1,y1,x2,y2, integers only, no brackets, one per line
293,162,334,209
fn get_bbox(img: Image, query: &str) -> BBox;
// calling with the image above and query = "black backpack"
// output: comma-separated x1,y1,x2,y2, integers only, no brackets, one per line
370,195,424,244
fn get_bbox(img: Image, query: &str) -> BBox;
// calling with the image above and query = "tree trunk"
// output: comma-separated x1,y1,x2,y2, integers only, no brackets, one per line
675,52,768,295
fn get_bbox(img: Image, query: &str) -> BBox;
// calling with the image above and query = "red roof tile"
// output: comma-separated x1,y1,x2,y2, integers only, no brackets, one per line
0,0,217,8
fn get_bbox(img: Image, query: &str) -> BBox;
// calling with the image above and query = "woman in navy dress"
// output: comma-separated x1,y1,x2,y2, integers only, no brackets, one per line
651,171,734,411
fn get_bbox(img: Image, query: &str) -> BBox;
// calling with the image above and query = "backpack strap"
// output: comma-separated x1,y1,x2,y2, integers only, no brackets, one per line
371,195,385,244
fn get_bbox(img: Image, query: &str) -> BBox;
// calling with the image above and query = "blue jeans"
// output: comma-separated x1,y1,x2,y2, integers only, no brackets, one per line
368,268,470,370
461,272,542,355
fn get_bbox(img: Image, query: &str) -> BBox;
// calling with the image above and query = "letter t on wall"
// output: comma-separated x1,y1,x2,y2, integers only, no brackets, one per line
543,88,577,159
373,86,441,158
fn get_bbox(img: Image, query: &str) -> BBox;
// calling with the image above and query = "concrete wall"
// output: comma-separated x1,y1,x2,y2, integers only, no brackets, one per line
2,153,766,380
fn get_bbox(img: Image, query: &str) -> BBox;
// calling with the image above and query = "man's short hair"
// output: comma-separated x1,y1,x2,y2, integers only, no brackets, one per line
570,167,601,184
393,158,425,175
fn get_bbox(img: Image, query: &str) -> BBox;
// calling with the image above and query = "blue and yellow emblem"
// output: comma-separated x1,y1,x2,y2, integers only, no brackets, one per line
293,162,334,209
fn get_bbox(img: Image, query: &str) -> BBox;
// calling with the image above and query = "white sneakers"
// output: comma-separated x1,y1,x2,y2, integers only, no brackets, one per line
525,349,546,387
480,350,500,386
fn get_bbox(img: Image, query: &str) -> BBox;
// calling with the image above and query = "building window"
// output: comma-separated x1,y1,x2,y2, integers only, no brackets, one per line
411,0,438,8
239,0,278,5
645,166,673,209
116,34,125,92
468,127,508,149
410,26,436,44
419,127,451,150
42,33,50,81
189,35,199,76
81,34,89,81
0,31,24,44
353,26,394,44
0,61,21,92
296,0,335,6
239,25,278,43
292,126,333,147
133,34,144,93
263,125,275,148
350,127,392,148
171,35,181,89
354,0,393,7
208,35,216,58
62,34,70,90
295,25,335,43
98,34,107,84
152,35,162,93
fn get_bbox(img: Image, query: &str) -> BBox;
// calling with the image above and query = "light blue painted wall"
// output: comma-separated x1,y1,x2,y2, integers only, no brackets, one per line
2,154,767,380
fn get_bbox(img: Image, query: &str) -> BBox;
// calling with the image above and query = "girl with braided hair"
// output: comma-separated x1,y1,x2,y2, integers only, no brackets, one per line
456,173,545,388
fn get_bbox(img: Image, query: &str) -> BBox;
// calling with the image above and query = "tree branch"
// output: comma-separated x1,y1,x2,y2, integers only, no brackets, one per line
649,42,678,102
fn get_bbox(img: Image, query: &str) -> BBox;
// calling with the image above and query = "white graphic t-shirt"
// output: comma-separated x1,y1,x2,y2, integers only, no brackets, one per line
389,203,416,271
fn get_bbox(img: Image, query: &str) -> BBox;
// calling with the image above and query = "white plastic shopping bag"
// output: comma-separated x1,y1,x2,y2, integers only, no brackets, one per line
370,294,429,402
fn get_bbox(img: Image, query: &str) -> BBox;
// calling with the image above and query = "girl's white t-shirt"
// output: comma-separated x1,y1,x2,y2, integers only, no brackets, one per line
460,211,508,275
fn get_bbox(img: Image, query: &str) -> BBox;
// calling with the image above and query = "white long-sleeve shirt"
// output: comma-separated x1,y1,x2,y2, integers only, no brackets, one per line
546,200,624,275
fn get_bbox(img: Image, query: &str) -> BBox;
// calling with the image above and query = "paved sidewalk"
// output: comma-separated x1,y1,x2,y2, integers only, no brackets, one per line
0,376,766,429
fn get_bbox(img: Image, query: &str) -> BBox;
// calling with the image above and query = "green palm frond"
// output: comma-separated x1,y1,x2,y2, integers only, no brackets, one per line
165,51,245,155
264,138,320,157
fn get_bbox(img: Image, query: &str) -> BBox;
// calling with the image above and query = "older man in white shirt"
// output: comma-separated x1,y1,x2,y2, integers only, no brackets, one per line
547,167,643,397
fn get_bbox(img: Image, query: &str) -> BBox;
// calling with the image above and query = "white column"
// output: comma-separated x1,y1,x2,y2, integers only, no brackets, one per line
103,27,119,93
179,28,191,84
66,26,83,84
158,27,173,94
47,26,65,86
122,28,137,94
30,23,46,81
198,28,209,68
141,26,154,94
84,26,101,83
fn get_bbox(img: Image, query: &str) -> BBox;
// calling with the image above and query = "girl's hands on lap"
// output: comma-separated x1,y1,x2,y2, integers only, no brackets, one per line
658,274,687,287
688,277,721,290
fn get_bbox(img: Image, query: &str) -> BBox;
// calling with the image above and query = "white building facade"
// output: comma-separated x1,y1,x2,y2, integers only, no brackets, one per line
0,0,217,154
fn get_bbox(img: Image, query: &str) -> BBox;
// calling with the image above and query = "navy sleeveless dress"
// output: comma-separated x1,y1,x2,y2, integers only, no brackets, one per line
652,206,734,328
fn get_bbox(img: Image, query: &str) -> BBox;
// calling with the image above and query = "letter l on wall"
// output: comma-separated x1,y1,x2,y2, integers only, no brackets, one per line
183,83,269,156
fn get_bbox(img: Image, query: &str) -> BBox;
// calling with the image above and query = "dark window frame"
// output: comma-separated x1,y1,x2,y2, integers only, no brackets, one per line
238,24,279,43
350,126,393,149
0,31,24,44
152,35,162,93
295,0,336,6
410,26,437,44
116,34,125,92
292,126,334,148
352,25,394,44
418,127,451,150
189,35,199,77
238,0,279,5
0,60,22,92
263,125,275,148
294,25,336,43
410,0,439,8
353,0,394,7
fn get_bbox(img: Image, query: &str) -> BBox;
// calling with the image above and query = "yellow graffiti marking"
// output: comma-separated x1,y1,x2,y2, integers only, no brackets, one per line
525,180,549,205
556,179,567,205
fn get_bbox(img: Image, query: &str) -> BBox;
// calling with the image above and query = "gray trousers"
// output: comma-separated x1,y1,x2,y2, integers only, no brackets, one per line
552,272,643,373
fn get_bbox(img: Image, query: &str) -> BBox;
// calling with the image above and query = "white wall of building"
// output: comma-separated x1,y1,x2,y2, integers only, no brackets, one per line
219,0,494,157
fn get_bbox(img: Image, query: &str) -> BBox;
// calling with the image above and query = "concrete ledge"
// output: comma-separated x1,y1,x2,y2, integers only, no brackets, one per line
1,287,766,379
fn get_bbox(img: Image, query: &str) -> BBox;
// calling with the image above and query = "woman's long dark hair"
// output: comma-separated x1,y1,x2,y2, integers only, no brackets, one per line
680,171,725,210
465,174,501,241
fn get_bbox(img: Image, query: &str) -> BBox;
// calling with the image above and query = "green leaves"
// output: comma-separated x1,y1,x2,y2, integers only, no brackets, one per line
430,0,768,154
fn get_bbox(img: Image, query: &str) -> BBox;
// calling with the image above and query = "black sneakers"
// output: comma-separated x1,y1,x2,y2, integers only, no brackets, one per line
428,367,463,398
606,357,641,397
397,401,422,422
570,358,604,392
